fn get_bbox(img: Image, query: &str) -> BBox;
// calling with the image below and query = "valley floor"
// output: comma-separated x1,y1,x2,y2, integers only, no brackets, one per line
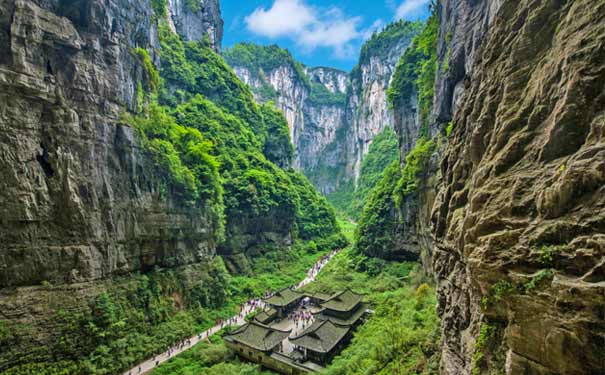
150,246,440,375
124,251,340,375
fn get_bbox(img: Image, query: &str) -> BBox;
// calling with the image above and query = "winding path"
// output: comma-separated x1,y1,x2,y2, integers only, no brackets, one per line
122,250,339,375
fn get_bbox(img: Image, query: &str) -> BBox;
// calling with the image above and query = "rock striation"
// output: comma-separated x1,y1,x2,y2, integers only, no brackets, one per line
0,0,224,369
0,0,219,288
167,0,223,51
225,23,421,195
389,0,605,374
227,54,349,194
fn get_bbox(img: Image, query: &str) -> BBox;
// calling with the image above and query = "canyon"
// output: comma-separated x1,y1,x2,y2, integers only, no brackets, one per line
224,21,421,195
0,0,603,374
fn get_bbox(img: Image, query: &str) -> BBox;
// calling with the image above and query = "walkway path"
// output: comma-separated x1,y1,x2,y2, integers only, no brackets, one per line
122,249,339,375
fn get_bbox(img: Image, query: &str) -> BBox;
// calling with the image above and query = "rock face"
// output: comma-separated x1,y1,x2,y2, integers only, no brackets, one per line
229,61,349,193
0,0,225,368
391,0,605,374
167,0,223,51
300,67,348,174
225,25,420,195
0,0,219,288
232,63,311,163
345,43,411,183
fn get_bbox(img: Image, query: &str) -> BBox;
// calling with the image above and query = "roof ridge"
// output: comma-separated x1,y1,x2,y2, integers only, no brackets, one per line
249,320,292,334
290,319,328,339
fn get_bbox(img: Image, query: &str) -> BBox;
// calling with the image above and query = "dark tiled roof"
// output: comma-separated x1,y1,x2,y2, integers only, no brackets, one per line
304,292,331,303
289,320,350,353
315,303,367,326
320,289,362,312
266,288,304,307
254,308,277,324
224,321,291,352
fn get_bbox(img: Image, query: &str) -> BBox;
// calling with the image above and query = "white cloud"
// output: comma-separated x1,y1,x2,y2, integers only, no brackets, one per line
395,0,430,20
245,0,315,38
244,0,375,59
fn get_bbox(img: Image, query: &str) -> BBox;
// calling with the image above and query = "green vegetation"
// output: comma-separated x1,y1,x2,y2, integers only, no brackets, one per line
257,83,279,102
387,3,439,133
223,43,310,89
538,245,563,265
326,129,399,220
446,121,454,137
337,217,357,243
353,128,399,218
287,172,340,241
524,269,554,292
185,0,201,13
126,102,223,209
471,323,496,375
354,3,441,259
354,20,424,79
260,102,294,168
490,280,515,303
326,179,355,218
354,136,434,259
132,47,160,93
308,82,347,107
394,137,435,204
354,161,402,259
151,0,167,19
301,248,440,375
153,22,339,245
151,334,272,375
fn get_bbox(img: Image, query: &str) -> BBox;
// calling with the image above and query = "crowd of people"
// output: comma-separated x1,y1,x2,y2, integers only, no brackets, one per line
289,309,314,333
296,250,336,289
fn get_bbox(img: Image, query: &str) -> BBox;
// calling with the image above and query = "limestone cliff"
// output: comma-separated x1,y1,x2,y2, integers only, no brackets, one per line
224,45,349,192
0,0,223,371
0,0,218,289
167,0,223,51
386,0,605,374
225,22,422,195
345,22,422,184
432,1,605,374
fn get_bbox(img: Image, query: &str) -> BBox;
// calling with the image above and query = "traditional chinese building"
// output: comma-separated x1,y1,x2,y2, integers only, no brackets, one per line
265,288,305,317
226,289,369,374
289,319,351,365
313,289,367,326
224,321,291,362
254,307,278,324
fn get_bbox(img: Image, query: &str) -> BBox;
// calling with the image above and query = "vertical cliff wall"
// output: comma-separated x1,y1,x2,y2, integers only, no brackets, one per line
345,22,422,184
225,22,422,197
431,1,605,374
0,0,225,371
167,0,223,51
382,0,605,374
0,0,218,289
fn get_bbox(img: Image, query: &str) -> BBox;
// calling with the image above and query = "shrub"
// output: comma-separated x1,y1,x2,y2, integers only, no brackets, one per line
132,47,160,93
387,4,439,133
394,136,435,204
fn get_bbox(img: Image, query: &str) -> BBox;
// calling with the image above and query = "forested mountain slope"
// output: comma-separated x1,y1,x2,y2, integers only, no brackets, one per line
224,21,423,201
0,0,343,373
355,1,605,374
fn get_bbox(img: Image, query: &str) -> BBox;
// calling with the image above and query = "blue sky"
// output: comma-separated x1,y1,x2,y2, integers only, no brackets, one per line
221,0,431,71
